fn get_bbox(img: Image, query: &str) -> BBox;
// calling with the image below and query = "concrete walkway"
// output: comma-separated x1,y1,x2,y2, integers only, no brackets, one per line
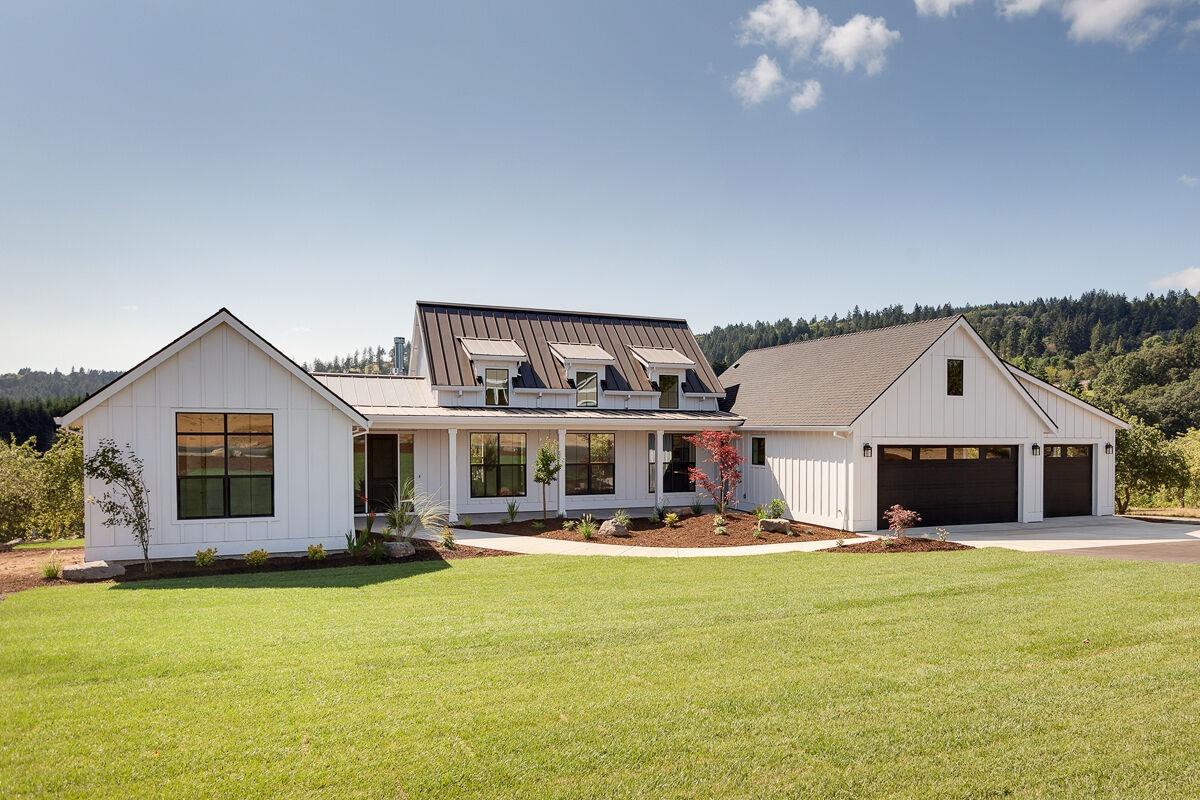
413,526,874,558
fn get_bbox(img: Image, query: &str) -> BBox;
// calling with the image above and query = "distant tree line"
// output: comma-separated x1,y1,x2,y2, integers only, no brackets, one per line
304,342,410,374
0,367,120,400
0,397,85,453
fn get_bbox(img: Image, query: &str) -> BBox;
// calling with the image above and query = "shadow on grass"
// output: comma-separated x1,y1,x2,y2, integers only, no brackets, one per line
107,556,454,591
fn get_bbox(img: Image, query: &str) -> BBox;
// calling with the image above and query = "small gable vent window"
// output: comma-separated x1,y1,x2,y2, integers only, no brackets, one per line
947,359,964,397
485,368,509,407
576,371,598,408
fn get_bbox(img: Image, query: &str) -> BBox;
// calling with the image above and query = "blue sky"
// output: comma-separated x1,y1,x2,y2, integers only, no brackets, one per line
1,0,1197,372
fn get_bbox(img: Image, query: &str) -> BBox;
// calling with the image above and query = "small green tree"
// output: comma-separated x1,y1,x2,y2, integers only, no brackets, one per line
1115,419,1189,513
84,439,153,571
0,435,39,539
36,429,84,540
533,439,561,521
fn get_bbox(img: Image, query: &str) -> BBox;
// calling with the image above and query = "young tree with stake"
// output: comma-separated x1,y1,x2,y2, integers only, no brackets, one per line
83,439,153,572
685,430,743,515
533,439,561,521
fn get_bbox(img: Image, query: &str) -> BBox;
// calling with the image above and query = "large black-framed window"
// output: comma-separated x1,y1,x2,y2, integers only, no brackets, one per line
654,432,695,493
565,432,615,495
947,358,964,396
177,412,273,520
576,371,599,408
353,433,415,513
485,369,510,406
658,374,679,409
470,432,526,498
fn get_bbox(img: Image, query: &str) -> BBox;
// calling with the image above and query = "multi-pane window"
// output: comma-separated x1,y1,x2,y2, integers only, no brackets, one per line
576,371,599,408
470,432,526,498
177,413,273,519
565,433,615,495
655,432,695,493
647,432,657,493
485,369,509,406
751,436,766,466
947,358,964,396
658,374,679,409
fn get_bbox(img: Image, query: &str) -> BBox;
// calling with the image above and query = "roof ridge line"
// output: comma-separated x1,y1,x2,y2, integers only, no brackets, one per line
734,315,961,360
416,300,688,324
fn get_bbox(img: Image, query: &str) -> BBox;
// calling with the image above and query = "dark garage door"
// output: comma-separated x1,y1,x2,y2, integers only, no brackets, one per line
1044,445,1092,518
878,445,1018,528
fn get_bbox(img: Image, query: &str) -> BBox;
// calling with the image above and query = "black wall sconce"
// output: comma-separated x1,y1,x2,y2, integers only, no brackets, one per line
863,443,873,458
1031,443,1041,456
1105,442,1114,455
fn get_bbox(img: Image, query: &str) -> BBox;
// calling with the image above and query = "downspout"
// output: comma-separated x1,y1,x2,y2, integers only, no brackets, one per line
833,430,852,532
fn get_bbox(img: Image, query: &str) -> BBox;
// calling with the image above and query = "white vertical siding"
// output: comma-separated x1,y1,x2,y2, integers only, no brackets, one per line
740,431,851,530
80,322,355,561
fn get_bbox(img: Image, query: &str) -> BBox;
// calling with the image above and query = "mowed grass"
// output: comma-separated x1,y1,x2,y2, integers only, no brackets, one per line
12,538,83,550
3,551,1200,799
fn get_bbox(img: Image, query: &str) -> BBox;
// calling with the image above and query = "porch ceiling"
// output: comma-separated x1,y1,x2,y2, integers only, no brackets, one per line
361,406,743,429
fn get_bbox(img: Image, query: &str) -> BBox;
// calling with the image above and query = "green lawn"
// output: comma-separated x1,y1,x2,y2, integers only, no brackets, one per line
2,550,1200,799
12,538,84,550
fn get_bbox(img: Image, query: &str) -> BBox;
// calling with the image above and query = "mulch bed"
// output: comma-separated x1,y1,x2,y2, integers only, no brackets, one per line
473,511,846,548
0,538,511,595
826,536,973,554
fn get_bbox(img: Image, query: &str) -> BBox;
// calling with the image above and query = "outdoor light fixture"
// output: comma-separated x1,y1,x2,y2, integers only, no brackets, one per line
1105,442,1114,455
1031,443,1041,456
863,443,873,458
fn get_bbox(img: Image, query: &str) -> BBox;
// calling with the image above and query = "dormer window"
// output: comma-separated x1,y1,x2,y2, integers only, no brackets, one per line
485,368,509,406
576,371,598,408
658,374,679,409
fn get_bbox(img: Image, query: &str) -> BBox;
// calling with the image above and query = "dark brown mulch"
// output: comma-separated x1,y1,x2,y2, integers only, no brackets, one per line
112,538,515,582
826,536,973,554
473,511,845,548
0,548,83,598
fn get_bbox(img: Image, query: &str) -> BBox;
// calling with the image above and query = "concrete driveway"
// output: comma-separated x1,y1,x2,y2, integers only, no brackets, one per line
911,516,1200,563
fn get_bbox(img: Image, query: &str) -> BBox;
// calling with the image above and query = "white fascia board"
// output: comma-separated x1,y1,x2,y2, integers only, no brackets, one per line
739,425,853,432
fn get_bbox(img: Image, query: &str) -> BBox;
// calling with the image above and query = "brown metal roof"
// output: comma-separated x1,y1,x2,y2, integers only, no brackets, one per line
718,316,961,427
416,302,723,394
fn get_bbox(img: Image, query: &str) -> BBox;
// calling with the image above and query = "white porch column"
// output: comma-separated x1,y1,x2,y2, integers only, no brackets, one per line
447,428,459,523
654,429,664,509
557,428,567,517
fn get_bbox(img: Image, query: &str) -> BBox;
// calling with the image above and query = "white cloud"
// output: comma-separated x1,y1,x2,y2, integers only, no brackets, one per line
733,54,787,105
1180,174,1200,187
916,0,976,17
789,79,824,111
1185,17,1200,33
119,304,139,312
996,0,1188,48
820,15,902,75
738,0,828,60
289,325,313,334
1152,267,1200,292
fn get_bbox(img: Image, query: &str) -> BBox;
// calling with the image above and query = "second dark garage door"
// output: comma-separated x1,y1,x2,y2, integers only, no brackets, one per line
878,445,1018,528
1044,445,1093,517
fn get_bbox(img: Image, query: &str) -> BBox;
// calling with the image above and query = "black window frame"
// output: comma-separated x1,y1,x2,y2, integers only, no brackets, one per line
485,368,510,407
576,371,599,408
751,436,766,466
565,432,616,496
658,374,680,409
176,412,274,520
947,358,964,397
469,432,526,498
659,432,695,494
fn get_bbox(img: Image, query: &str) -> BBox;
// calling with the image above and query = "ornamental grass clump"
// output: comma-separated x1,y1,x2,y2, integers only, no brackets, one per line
578,514,598,540
561,519,577,531
690,497,703,516
613,509,632,528
440,528,456,549
41,552,63,580
505,499,521,524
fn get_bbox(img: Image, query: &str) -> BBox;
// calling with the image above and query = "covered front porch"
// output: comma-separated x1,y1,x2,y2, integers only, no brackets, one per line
352,408,742,523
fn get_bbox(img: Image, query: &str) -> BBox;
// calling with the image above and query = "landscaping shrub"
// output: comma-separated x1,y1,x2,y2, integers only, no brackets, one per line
578,514,597,540
651,504,666,523
244,549,269,568
690,497,703,516
40,551,62,580
366,538,387,563
882,505,921,538
935,527,949,543
767,498,787,519
194,547,218,567
531,520,544,530
461,516,473,528
712,513,726,530
306,543,326,561
439,528,456,549
613,509,632,528
505,499,520,524
561,519,577,531
664,512,680,528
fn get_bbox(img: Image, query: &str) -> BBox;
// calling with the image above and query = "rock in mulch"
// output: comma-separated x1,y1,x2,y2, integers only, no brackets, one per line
62,561,126,581
0,540,18,553
599,519,629,537
384,540,416,559
758,518,791,533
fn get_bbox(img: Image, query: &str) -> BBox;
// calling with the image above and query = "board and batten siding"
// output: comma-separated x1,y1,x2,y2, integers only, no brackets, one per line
80,322,354,561
740,431,851,530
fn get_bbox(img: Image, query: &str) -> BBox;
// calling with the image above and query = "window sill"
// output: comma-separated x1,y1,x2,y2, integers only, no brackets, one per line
175,516,278,525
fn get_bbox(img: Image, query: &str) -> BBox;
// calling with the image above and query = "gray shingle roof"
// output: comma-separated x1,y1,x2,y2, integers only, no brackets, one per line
718,316,960,427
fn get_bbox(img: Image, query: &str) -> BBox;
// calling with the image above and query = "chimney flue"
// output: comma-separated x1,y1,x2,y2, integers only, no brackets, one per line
393,337,407,374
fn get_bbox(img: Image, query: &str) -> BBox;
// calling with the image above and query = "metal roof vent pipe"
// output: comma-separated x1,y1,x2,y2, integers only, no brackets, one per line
393,337,407,375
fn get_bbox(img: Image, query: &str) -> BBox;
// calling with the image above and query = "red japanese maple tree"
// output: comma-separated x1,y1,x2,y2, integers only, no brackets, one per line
685,430,744,514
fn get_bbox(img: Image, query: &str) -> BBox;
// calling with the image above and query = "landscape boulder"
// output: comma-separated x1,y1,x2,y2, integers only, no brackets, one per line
0,540,19,553
384,540,416,559
599,519,629,537
62,561,125,582
759,518,791,534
